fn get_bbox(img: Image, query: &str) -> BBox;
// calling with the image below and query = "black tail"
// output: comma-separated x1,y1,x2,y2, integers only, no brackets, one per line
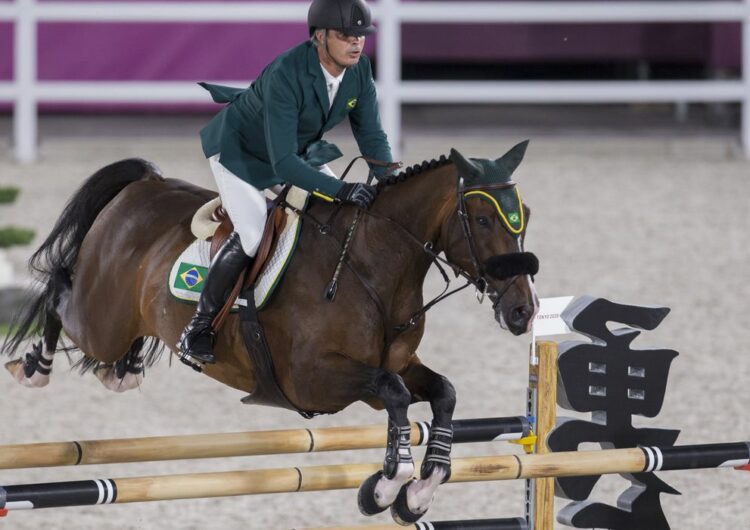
2,158,163,357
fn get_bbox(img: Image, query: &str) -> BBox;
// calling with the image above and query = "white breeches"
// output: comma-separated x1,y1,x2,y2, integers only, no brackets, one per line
209,154,336,257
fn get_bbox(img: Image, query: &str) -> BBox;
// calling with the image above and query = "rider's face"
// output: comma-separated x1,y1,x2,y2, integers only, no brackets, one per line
323,30,365,68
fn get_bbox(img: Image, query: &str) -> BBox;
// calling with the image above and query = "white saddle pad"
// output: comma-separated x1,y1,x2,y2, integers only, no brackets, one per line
168,187,308,310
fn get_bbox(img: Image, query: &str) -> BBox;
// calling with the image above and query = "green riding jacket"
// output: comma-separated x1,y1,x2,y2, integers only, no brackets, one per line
199,41,392,199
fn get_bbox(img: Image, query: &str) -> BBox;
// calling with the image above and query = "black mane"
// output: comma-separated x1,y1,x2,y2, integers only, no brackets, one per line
376,155,452,189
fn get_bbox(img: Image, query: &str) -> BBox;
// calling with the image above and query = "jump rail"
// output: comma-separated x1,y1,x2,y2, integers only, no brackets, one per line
303,519,529,530
0,417,529,470
1,442,747,513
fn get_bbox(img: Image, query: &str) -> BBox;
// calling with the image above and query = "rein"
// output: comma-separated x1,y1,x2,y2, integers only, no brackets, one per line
321,156,402,301
283,172,518,349
282,198,475,347
364,213,477,335
280,165,526,349
361,188,522,337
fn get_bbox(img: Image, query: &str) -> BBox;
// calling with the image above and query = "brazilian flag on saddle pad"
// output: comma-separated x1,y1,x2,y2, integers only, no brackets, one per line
174,263,209,293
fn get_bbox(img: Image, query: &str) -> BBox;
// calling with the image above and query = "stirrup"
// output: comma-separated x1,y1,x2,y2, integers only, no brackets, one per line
177,324,217,369
178,350,204,373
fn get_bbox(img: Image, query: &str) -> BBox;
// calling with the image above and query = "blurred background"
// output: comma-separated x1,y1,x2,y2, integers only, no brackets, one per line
1,0,747,166
0,1,749,529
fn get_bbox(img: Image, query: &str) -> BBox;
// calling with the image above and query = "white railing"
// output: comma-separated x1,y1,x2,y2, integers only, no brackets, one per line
1,0,749,161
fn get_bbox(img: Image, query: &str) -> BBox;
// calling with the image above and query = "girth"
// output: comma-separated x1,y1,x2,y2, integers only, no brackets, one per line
237,284,319,418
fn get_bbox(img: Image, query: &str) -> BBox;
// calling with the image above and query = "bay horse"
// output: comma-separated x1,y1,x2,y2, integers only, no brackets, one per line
3,141,539,525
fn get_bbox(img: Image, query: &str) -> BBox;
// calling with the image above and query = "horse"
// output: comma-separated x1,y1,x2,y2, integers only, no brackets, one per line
3,141,539,525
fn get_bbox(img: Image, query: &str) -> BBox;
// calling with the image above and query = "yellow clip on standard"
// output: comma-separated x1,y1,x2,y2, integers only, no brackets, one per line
509,432,538,454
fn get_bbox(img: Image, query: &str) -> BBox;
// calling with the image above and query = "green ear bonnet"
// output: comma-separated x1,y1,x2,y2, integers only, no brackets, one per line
449,140,528,237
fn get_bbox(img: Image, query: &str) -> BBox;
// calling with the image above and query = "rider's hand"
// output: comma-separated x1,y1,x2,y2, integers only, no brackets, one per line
335,182,377,210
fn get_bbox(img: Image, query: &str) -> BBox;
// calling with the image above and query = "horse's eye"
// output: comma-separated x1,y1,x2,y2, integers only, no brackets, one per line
476,216,490,227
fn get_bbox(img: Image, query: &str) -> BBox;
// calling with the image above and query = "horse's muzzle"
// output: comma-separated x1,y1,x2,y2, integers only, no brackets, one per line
487,252,540,335
484,252,539,281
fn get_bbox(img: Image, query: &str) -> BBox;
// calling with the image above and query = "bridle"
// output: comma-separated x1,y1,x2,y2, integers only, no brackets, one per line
363,180,528,337
455,178,521,303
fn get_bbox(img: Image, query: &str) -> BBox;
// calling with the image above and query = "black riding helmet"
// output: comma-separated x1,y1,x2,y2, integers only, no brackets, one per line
308,0,376,37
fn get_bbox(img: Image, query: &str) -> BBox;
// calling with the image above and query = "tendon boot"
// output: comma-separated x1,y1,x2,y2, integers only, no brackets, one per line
178,232,252,364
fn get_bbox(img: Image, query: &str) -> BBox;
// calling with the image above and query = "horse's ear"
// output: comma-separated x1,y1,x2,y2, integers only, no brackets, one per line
495,140,529,177
450,148,482,180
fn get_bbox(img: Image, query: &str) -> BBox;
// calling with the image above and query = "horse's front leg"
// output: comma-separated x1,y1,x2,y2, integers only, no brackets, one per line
357,370,415,517
391,359,456,525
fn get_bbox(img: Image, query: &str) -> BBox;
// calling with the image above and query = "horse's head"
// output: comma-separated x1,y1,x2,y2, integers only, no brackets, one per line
444,141,539,335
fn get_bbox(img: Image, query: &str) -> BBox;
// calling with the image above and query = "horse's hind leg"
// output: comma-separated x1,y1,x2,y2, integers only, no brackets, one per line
390,360,456,525
94,337,147,393
5,270,68,388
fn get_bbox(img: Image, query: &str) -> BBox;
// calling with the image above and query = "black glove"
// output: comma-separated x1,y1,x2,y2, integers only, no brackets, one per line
335,182,377,210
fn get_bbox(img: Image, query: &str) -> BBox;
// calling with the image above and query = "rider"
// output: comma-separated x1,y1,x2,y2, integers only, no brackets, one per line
179,0,394,365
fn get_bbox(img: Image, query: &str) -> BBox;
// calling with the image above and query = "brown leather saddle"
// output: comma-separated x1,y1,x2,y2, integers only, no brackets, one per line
209,198,287,331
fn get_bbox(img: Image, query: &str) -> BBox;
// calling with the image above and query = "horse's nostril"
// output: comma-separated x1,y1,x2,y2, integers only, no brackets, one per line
510,305,533,324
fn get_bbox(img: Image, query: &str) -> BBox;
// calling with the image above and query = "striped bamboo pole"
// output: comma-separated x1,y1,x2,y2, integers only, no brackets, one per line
1,442,747,513
0,416,529,470
301,518,529,530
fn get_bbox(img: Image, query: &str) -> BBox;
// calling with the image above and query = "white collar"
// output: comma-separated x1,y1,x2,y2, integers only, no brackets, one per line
320,64,346,85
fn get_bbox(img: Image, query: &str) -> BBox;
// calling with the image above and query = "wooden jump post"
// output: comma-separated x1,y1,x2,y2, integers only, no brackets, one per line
1,442,748,513
526,340,558,530
0,417,529,470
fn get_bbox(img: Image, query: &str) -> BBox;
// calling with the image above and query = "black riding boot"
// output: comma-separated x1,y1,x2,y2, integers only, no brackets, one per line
178,232,252,364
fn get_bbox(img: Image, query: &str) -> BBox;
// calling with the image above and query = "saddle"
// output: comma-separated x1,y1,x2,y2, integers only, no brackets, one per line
190,190,314,413
191,194,288,331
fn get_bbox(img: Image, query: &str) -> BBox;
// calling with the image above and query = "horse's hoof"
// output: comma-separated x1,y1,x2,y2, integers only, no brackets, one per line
390,479,427,526
357,471,388,516
95,365,143,393
5,359,26,383
5,359,50,388
5,359,23,378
